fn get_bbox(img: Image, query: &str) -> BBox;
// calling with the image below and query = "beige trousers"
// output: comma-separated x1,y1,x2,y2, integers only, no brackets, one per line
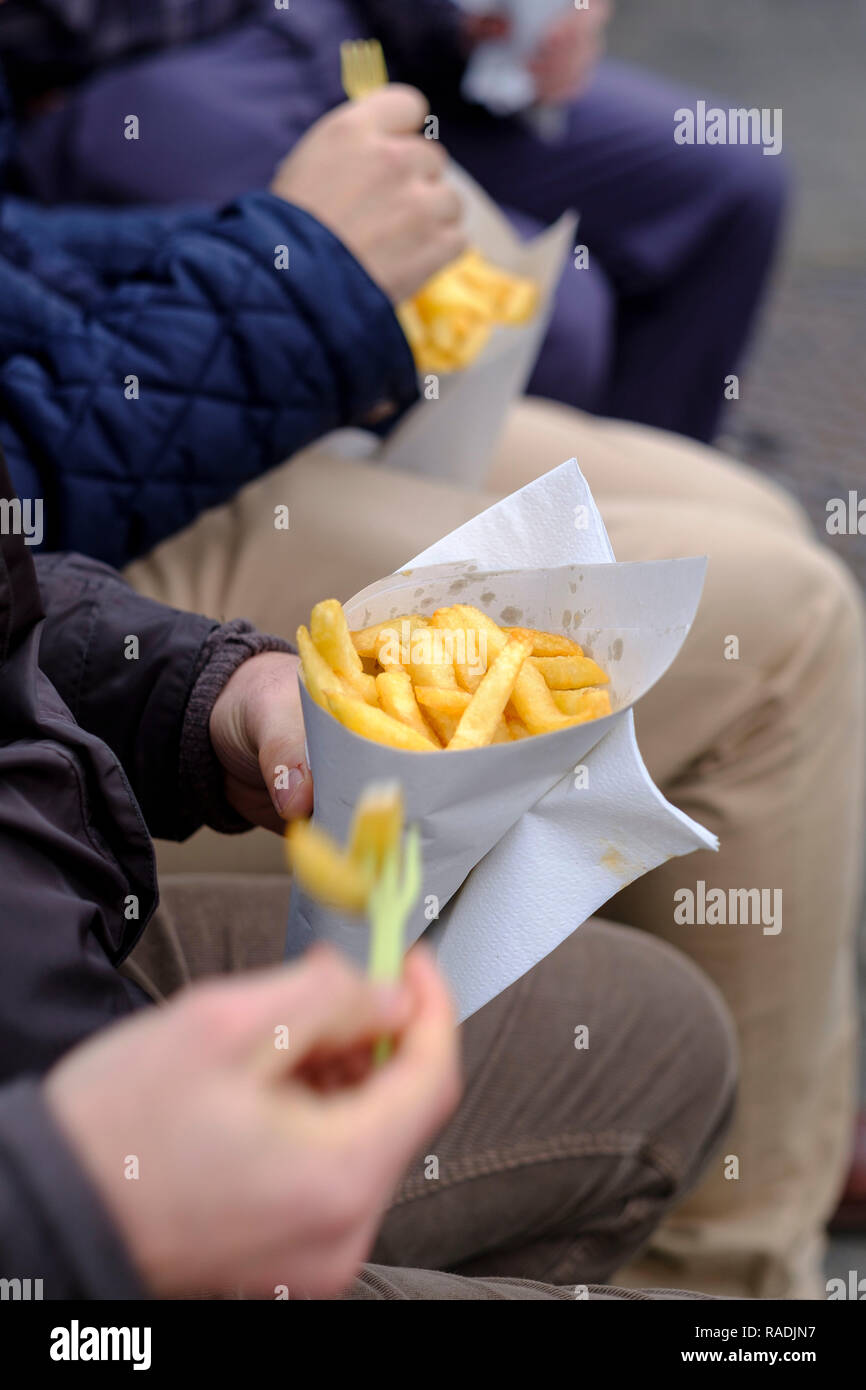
125,398,866,1299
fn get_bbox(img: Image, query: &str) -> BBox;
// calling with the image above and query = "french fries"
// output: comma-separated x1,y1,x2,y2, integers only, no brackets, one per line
529,655,609,690
284,820,373,912
347,782,405,876
351,615,428,659
285,782,403,912
328,689,439,752
308,598,377,705
447,634,533,751
414,686,465,745
295,624,343,710
442,605,578,735
375,670,438,743
398,248,539,374
286,781,416,1068
298,598,613,752
310,597,362,678
507,627,584,658
551,688,614,722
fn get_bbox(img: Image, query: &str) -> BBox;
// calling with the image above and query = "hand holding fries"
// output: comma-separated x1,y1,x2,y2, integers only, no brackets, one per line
398,248,539,373
297,598,612,752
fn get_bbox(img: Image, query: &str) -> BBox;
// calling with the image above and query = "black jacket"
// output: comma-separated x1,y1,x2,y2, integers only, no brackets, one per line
0,450,290,1295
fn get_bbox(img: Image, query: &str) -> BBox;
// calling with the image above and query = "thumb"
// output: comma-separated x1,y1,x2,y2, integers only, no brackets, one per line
237,948,412,1080
240,655,312,820
361,84,429,133
259,713,313,821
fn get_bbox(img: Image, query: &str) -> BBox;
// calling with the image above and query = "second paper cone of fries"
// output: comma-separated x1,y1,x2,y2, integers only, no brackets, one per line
287,459,717,1020
324,164,576,490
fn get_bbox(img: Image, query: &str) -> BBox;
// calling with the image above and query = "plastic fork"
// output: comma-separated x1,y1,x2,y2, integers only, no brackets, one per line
340,38,388,101
366,824,422,1063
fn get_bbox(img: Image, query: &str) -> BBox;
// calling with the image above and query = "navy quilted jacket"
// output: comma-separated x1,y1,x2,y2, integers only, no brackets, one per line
0,77,419,568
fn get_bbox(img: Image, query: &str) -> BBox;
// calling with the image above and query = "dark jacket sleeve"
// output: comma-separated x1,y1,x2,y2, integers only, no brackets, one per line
0,631,157,1078
1,194,218,280
0,190,418,567
0,450,160,1078
0,549,289,1078
34,551,293,842
0,1079,145,1299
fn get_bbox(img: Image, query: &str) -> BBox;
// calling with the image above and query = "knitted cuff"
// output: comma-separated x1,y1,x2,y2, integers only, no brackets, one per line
179,619,295,834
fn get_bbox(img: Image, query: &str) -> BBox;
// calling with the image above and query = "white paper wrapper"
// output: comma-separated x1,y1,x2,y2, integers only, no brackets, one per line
288,459,718,1021
457,0,572,117
319,162,575,489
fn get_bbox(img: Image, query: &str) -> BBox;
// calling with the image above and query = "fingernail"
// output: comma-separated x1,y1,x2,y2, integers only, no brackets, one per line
275,765,307,816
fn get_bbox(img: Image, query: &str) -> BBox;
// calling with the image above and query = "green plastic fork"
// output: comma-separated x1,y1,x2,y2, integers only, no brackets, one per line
367,824,422,1064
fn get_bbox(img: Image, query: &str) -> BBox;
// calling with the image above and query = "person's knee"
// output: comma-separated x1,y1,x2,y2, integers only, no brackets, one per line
755,525,865,678
640,932,739,1196
583,922,738,1190
719,138,790,241
597,423,814,538
797,539,866,687
669,510,865,692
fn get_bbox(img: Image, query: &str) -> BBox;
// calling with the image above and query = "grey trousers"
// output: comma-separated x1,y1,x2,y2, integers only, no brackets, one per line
127,876,736,1300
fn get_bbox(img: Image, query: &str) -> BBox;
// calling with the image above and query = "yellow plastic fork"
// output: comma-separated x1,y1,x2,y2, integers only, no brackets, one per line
340,38,388,101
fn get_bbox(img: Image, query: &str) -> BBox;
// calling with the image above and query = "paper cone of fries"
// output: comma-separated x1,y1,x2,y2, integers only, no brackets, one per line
287,459,717,1021
321,163,575,489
